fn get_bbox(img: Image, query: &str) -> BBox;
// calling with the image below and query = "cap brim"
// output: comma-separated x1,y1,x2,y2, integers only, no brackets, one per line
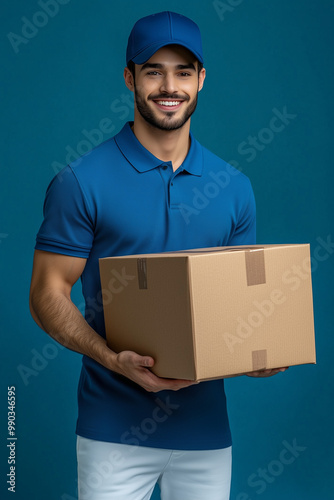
130,41,203,65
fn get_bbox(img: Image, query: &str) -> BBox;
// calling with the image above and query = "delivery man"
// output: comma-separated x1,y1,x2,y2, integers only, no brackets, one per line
30,11,286,500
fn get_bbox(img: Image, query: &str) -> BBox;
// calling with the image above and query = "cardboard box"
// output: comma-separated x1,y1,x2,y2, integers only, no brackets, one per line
99,244,316,381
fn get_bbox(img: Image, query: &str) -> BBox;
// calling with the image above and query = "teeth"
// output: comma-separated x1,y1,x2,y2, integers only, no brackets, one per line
156,101,181,106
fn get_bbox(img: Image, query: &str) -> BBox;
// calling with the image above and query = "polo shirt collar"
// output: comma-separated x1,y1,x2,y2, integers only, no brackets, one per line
114,122,203,176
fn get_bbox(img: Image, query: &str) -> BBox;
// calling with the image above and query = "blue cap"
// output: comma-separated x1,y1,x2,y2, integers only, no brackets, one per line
126,11,203,65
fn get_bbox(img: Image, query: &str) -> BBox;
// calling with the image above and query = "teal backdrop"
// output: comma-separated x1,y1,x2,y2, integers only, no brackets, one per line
1,1,333,499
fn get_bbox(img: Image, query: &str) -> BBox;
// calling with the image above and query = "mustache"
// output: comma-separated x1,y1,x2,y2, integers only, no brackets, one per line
149,94,190,101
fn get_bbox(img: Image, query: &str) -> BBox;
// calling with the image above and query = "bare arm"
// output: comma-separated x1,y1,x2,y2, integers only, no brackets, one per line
29,250,196,392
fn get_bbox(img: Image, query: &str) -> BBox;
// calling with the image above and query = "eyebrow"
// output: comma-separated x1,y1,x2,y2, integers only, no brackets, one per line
140,62,196,72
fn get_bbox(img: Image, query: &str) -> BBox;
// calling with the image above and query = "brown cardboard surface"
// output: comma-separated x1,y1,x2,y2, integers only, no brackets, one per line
99,244,316,381
99,256,197,379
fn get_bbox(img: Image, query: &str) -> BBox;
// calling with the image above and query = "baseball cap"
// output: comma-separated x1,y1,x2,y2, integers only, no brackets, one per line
126,11,203,65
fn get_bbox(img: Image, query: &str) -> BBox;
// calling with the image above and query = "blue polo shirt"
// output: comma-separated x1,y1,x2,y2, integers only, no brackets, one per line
35,121,256,450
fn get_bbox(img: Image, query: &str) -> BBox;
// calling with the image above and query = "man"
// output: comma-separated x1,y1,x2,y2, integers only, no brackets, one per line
30,11,285,500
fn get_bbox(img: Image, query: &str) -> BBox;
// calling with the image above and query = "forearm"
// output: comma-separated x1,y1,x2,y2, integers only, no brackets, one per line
30,288,117,371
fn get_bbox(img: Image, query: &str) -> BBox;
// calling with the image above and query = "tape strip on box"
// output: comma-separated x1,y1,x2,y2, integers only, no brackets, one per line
137,258,148,289
252,349,267,371
245,248,266,286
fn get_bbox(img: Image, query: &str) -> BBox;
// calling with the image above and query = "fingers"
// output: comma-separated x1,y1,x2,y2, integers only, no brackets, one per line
153,378,197,392
246,367,289,378
114,350,197,392
135,370,196,393
135,354,155,368
117,350,154,368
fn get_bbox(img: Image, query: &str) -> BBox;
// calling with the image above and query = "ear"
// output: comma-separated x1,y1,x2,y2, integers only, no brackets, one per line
124,67,135,91
198,67,206,92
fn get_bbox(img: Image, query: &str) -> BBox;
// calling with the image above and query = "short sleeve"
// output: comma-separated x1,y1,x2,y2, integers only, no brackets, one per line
35,166,94,258
228,179,256,246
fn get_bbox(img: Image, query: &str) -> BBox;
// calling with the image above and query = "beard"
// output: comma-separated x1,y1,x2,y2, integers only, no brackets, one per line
134,86,198,131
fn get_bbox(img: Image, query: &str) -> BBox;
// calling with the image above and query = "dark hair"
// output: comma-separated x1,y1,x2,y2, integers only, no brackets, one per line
197,61,204,73
127,59,204,82
127,60,136,79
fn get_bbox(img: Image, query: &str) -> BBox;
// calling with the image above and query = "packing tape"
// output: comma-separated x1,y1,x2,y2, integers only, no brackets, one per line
245,248,266,286
170,246,258,254
252,349,267,371
137,258,147,289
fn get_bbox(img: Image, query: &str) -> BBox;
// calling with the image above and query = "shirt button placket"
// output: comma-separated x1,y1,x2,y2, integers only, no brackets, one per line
159,163,172,208
169,173,178,208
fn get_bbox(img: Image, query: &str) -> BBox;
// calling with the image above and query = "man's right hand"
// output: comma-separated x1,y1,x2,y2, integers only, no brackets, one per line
113,350,198,392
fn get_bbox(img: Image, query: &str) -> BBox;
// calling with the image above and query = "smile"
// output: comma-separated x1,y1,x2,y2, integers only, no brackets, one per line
152,100,184,110
156,100,181,106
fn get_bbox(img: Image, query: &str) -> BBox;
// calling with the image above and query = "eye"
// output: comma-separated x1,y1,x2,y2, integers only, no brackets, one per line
178,72,191,77
147,71,161,76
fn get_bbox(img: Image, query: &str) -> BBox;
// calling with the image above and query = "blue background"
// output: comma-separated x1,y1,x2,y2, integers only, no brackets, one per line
1,0,333,499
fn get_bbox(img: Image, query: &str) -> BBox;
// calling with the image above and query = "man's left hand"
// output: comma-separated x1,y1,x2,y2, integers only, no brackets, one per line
246,367,289,377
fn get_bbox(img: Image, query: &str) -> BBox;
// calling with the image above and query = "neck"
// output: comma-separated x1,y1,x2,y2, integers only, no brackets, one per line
132,112,191,171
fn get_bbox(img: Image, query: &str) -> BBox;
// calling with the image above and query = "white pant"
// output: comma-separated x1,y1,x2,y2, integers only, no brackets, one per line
77,436,232,500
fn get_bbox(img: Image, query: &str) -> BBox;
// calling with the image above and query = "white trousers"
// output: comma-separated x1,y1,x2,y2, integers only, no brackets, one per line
77,436,232,500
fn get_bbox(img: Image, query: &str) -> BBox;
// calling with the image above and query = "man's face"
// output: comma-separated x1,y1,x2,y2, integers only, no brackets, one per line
131,45,205,131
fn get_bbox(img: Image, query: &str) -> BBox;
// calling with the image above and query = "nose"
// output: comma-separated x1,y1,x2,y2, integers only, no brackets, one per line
160,73,178,95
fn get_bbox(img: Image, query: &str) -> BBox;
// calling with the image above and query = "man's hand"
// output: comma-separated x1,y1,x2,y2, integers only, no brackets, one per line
114,350,197,392
246,367,289,377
